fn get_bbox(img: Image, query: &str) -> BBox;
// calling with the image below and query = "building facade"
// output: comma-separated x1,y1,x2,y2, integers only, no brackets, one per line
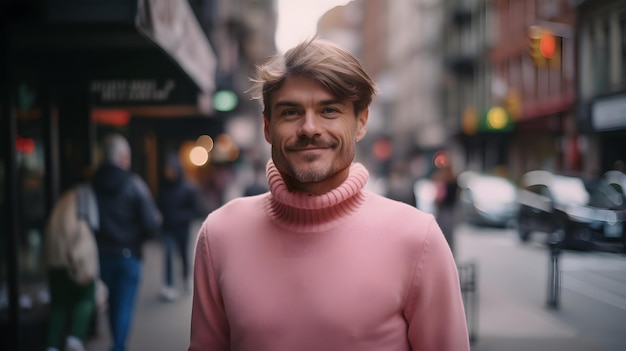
577,0,626,175
442,0,496,172
489,0,578,180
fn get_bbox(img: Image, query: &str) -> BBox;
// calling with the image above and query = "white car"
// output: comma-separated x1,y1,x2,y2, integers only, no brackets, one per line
458,172,519,228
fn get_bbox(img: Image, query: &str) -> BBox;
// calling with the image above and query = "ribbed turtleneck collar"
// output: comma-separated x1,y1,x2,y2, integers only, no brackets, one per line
264,160,369,233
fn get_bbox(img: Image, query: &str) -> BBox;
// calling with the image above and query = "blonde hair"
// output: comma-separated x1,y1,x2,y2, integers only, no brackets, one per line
248,38,378,119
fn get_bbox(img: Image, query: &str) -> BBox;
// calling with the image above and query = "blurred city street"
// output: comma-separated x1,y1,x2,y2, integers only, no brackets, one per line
82,221,626,351
456,223,626,351
3,1,626,350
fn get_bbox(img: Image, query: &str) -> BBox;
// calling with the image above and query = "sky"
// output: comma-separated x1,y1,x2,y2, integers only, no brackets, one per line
275,0,352,53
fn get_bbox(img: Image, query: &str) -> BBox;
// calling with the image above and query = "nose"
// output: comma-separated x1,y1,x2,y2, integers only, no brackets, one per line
298,110,322,138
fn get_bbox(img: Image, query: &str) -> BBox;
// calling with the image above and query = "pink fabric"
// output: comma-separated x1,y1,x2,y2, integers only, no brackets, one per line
189,161,469,351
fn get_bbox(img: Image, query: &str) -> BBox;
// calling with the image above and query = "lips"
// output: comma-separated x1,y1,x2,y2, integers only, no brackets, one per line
286,138,335,151
292,146,326,152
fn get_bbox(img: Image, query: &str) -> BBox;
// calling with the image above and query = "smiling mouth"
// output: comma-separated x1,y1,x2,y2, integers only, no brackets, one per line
287,139,335,152
294,146,326,151
289,148,327,158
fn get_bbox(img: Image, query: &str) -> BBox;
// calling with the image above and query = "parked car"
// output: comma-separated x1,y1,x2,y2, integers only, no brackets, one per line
458,172,519,228
517,170,626,252
601,170,626,200
585,170,626,252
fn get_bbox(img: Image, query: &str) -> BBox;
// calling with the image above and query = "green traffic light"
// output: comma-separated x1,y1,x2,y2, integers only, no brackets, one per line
213,90,238,112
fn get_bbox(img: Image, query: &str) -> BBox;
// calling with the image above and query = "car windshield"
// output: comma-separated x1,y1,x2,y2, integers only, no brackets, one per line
589,179,626,209
551,176,589,205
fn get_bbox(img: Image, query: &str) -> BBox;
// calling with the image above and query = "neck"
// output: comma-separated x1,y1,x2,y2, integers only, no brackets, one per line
264,160,369,232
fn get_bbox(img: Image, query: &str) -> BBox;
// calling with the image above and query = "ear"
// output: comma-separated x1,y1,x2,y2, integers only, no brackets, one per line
263,115,271,144
355,108,369,141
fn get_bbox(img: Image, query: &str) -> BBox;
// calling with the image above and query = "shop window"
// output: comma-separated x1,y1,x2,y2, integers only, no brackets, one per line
12,80,50,349
594,21,611,93
619,11,626,86
0,158,6,314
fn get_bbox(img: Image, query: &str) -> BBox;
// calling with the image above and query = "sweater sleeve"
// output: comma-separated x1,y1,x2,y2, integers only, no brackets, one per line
404,217,470,351
189,220,230,351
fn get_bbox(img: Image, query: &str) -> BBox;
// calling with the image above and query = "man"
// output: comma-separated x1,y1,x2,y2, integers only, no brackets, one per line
189,39,469,351
92,133,162,351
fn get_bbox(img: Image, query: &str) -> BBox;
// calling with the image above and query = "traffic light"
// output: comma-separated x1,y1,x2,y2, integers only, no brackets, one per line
528,26,560,68
485,106,512,131
213,90,238,112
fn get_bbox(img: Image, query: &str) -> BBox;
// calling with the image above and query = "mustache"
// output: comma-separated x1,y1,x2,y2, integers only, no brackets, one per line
286,136,336,150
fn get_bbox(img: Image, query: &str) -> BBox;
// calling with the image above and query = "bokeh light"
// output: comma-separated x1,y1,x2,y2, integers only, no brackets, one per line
189,145,209,166
196,134,214,152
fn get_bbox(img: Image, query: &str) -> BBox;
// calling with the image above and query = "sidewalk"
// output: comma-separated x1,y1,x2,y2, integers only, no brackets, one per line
85,224,606,351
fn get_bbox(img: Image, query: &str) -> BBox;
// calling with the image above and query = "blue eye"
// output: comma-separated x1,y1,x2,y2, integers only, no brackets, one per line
281,109,298,116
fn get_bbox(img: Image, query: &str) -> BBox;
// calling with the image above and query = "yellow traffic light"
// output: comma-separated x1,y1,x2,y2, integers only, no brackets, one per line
529,26,545,67
486,107,509,130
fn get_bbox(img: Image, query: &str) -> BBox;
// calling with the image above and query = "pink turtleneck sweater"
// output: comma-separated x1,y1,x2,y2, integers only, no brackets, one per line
189,161,469,351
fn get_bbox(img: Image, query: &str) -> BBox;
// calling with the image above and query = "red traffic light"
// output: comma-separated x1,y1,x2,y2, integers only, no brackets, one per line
539,32,556,59
528,26,560,67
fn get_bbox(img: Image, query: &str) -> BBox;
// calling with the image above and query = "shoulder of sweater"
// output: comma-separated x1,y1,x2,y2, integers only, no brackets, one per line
363,192,439,240
198,195,267,244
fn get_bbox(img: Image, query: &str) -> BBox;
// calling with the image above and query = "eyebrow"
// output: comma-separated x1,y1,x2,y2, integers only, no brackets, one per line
273,99,344,108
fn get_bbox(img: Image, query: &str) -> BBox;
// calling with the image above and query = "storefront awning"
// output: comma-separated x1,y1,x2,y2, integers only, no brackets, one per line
44,0,217,95
136,0,216,94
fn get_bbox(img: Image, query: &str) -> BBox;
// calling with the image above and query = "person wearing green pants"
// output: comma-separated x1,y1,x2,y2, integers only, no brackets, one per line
46,269,95,351
44,183,100,351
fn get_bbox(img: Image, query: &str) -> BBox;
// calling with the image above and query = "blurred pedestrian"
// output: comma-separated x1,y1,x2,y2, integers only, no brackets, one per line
433,161,459,254
44,181,99,351
157,152,207,301
243,160,269,196
189,39,469,351
385,161,417,206
91,133,162,351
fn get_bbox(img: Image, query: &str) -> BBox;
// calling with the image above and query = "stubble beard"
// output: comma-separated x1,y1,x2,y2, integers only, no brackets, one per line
276,147,355,185
273,136,354,185
289,161,329,184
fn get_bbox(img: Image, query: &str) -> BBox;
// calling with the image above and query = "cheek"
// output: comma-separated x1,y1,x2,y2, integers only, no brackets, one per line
338,124,359,144
266,126,291,148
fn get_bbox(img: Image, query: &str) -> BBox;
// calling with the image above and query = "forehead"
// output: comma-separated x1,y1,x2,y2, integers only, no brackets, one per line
270,76,339,106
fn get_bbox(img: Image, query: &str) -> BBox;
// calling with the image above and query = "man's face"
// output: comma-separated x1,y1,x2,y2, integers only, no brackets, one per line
264,75,368,195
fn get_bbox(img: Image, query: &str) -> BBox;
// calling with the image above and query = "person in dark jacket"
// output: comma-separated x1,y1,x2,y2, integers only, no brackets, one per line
433,162,459,254
157,152,207,301
91,133,162,351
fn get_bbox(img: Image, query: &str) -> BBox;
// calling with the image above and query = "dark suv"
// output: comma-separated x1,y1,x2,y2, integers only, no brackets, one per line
517,170,626,252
